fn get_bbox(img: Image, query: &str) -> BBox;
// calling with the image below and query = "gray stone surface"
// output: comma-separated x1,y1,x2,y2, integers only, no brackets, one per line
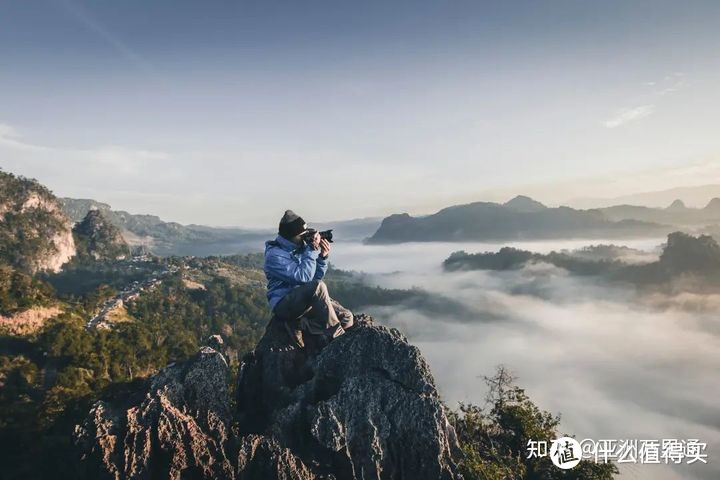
238,314,460,479
75,347,235,479
76,315,461,479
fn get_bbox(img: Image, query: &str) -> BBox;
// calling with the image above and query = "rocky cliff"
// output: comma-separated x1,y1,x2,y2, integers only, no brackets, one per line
73,209,131,261
74,316,461,479
0,171,75,272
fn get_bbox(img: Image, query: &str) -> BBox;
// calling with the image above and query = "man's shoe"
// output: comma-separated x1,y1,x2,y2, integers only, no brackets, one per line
283,320,304,348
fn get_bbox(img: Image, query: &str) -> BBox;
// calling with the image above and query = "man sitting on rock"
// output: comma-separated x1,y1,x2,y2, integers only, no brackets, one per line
264,210,354,348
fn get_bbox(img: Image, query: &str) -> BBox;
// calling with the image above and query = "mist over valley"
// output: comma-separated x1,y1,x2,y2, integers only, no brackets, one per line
328,237,720,480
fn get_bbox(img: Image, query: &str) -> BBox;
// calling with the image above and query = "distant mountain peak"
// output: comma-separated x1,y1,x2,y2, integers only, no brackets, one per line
704,197,720,210
503,195,547,212
73,209,129,261
666,199,687,211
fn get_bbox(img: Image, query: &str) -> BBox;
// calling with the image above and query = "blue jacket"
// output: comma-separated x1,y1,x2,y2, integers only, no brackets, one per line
264,235,328,311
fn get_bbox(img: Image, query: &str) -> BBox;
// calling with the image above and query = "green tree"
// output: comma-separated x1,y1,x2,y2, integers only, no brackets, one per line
450,366,617,480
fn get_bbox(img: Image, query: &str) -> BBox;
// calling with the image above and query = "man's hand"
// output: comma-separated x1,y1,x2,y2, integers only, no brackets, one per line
309,231,321,250
319,238,331,258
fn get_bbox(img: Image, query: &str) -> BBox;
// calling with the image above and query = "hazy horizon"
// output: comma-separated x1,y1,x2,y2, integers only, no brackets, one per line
2,0,720,226
6,168,720,230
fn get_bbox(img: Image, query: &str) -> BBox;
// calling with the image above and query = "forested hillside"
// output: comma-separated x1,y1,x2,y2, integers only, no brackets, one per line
444,232,720,289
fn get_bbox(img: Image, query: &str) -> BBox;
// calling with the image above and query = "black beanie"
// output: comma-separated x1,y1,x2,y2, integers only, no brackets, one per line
278,210,308,239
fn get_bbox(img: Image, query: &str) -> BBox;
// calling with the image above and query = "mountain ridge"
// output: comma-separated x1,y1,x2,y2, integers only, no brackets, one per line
567,183,720,209
595,197,720,226
367,196,671,244
60,198,382,255
61,197,271,256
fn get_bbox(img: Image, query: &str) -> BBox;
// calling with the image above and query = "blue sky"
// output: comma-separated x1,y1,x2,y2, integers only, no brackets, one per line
1,0,720,226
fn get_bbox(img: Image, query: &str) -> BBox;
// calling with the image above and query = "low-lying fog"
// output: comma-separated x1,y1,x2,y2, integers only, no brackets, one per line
331,238,719,480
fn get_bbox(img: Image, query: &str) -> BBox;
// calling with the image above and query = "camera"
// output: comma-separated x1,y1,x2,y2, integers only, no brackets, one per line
303,228,334,245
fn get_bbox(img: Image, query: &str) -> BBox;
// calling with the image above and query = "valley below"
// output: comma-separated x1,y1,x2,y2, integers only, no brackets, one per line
327,237,720,480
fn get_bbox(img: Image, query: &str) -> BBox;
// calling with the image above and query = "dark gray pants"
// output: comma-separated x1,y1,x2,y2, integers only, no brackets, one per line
273,280,353,339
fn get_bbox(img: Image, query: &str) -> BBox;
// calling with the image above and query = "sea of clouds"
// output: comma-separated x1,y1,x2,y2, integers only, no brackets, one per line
331,238,719,480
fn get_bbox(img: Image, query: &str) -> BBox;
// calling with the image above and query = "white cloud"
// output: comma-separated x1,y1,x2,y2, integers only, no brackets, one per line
0,123,50,152
331,242,720,479
0,123,19,138
603,73,685,129
0,121,173,208
657,77,686,96
94,146,171,175
0,122,169,166
604,104,655,128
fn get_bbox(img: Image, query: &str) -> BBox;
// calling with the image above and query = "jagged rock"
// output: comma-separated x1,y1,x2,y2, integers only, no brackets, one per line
73,209,130,261
207,334,225,352
237,314,460,479
236,435,315,480
76,316,461,479
75,401,123,479
75,346,235,479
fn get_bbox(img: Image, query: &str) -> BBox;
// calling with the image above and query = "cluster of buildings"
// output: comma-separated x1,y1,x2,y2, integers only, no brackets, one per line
86,261,179,329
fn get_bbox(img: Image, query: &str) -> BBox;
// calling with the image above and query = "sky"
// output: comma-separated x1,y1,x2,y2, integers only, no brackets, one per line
1,0,720,227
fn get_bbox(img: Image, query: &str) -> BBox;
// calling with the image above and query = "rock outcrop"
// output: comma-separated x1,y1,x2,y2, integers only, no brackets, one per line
0,171,76,272
75,346,236,479
237,314,460,480
73,209,130,261
75,318,461,479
